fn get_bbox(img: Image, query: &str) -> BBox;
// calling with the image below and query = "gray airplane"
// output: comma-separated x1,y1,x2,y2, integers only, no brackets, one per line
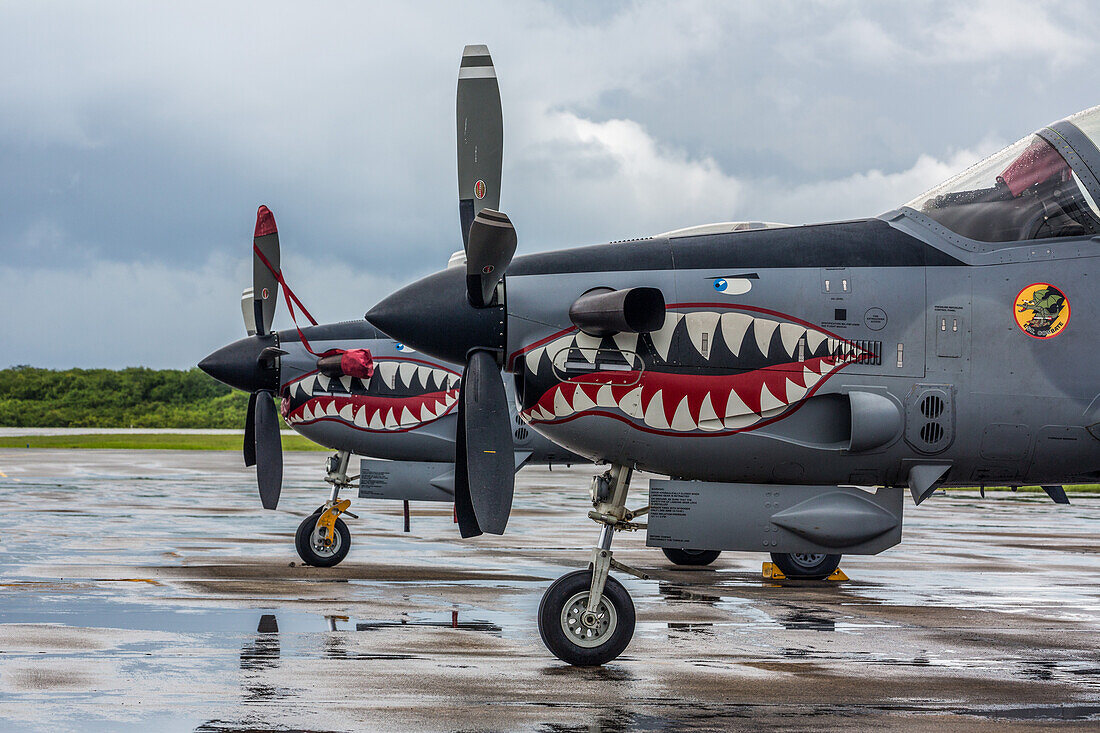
367,48,1100,664
199,46,733,574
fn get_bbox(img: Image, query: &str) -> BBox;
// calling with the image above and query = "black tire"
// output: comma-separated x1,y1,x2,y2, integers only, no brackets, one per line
295,511,351,567
661,547,722,567
770,552,841,580
538,569,635,666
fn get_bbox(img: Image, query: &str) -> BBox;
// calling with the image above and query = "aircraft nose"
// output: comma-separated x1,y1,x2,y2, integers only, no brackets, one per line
198,335,279,393
366,267,505,366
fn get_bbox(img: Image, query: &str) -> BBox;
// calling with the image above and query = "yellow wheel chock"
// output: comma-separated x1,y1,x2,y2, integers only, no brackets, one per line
762,562,848,581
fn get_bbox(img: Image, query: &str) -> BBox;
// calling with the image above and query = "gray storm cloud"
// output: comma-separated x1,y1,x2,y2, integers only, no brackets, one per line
0,0,1097,367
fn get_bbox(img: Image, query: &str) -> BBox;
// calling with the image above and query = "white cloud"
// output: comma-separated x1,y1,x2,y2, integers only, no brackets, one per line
512,110,1001,242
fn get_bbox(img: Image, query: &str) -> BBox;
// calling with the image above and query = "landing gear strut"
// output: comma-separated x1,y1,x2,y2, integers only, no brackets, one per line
295,451,358,567
538,464,647,666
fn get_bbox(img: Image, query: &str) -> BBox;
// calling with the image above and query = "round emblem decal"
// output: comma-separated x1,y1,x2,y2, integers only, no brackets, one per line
474,179,486,199
261,287,269,299
1015,283,1069,339
482,264,494,274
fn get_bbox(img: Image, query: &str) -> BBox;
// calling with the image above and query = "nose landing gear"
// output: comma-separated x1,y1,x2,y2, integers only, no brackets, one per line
295,451,358,567
538,464,648,666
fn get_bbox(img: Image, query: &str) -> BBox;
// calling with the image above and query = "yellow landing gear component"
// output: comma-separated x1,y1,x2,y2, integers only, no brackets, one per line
762,562,848,581
316,499,351,549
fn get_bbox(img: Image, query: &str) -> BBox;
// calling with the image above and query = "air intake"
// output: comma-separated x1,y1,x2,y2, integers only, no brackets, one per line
905,385,954,454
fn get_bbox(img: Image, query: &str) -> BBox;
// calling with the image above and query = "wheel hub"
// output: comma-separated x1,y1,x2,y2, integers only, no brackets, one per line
310,526,342,557
561,590,617,648
790,552,826,568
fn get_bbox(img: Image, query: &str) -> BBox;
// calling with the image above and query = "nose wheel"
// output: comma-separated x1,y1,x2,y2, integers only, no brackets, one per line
295,509,351,567
537,569,635,666
294,450,357,567
540,464,648,666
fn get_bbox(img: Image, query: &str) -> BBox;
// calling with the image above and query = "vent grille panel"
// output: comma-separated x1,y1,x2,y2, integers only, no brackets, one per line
905,385,954,454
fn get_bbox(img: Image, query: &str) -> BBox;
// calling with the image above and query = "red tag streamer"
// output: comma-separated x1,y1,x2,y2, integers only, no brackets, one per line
253,243,321,355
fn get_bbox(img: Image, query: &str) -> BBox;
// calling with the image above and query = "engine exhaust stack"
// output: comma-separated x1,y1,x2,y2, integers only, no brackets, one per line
568,287,666,337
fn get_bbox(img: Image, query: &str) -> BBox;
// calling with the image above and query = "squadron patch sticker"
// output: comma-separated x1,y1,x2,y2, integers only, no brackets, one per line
1015,283,1069,339
473,179,486,199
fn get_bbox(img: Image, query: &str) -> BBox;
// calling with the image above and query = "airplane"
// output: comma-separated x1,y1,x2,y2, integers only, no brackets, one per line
196,47,720,572
367,49,1100,665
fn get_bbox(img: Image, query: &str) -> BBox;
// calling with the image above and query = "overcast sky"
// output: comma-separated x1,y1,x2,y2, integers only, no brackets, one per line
2,1,1098,368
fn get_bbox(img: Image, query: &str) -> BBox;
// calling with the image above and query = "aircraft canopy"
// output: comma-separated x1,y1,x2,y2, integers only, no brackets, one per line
906,106,1100,242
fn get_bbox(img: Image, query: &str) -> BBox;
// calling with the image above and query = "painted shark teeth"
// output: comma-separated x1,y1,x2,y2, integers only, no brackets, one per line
752,318,779,356
290,387,460,432
612,332,639,354
648,313,683,361
806,330,827,354
669,395,696,431
304,361,459,395
377,362,398,389
572,386,596,412
725,388,751,418
519,309,871,433
620,387,643,418
779,323,803,358
685,312,720,359
697,393,721,431
643,389,669,429
720,312,753,357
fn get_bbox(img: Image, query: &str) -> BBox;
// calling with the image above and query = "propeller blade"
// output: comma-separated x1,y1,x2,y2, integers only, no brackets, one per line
243,392,257,467
240,288,258,336
252,205,281,336
453,350,514,537
457,44,503,251
254,392,283,510
465,208,516,307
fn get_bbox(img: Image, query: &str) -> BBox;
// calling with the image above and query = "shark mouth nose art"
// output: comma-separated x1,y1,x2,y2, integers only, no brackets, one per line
283,359,461,432
517,307,872,435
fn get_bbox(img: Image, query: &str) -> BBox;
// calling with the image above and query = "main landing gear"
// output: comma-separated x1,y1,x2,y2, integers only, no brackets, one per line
661,547,722,566
295,451,358,567
768,551,841,580
538,464,648,666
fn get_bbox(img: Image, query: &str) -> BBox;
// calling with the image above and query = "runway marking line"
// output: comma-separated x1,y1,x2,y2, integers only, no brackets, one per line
0,469,18,481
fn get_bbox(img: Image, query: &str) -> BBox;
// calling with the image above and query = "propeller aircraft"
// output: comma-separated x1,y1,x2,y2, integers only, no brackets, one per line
197,47,741,573
366,49,1100,664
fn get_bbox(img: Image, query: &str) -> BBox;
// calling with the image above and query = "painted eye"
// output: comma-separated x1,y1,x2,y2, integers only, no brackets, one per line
394,343,416,353
711,277,752,296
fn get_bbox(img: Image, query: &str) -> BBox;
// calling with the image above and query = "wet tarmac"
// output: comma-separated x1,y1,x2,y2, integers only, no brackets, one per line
1,448,1099,731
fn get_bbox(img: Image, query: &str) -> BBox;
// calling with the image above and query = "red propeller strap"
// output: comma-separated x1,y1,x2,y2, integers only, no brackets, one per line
253,243,321,355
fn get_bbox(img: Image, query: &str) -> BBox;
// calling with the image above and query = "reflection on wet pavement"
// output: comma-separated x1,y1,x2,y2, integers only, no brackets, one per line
0,448,1099,730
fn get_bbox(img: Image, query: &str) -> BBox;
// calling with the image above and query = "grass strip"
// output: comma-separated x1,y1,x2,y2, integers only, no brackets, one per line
0,433,328,451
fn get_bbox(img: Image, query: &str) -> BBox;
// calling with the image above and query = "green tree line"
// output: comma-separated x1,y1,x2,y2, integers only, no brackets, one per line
0,366,251,428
